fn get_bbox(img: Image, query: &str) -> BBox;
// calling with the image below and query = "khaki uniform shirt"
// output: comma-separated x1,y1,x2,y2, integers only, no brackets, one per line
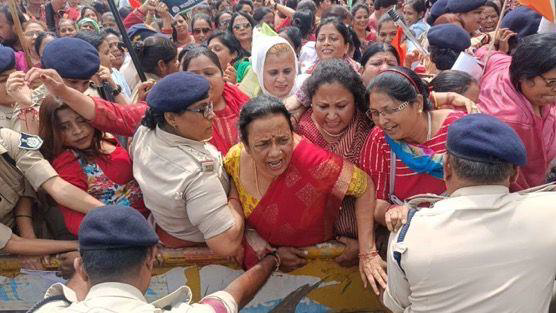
0,128,58,249
131,125,233,242
39,282,237,313
0,85,47,133
33,282,79,313
383,185,556,313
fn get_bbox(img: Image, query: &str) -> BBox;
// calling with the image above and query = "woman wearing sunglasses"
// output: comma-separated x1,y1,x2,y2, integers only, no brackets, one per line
229,12,255,55
191,13,213,44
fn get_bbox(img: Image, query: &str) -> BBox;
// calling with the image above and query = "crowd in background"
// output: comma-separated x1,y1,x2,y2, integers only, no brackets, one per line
0,0,556,311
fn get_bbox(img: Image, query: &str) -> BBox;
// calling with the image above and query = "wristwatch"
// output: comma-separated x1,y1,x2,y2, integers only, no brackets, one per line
112,85,122,97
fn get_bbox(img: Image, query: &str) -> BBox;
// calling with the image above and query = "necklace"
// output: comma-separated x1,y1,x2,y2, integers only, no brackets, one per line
253,160,263,197
426,111,432,141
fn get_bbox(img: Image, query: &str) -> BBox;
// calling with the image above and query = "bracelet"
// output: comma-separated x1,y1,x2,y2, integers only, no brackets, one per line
266,250,281,271
15,214,33,219
112,85,122,97
359,250,379,259
431,91,438,109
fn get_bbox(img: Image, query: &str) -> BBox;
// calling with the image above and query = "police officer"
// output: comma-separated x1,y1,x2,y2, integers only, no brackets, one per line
0,127,103,255
0,45,19,130
383,114,556,312
132,71,244,256
32,205,278,312
5,37,104,135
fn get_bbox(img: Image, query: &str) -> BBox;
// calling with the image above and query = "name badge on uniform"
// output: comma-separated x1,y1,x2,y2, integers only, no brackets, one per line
201,160,214,172
19,133,43,150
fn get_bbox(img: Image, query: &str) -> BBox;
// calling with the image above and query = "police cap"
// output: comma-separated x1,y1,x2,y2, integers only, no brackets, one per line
78,205,159,250
147,71,210,112
447,114,526,166
41,37,100,80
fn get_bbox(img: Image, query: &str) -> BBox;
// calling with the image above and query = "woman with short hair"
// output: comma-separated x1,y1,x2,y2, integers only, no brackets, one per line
224,95,386,294
295,60,375,266
478,33,556,190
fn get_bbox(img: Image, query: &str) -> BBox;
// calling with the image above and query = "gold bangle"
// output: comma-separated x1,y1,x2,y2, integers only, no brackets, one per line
15,215,33,219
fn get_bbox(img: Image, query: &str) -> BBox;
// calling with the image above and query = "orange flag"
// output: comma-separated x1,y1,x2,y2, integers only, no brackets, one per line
391,26,406,66
130,0,142,9
519,0,555,22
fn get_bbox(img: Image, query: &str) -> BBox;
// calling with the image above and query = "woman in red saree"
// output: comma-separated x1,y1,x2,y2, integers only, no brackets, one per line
182,46,250,154
225,95,387,295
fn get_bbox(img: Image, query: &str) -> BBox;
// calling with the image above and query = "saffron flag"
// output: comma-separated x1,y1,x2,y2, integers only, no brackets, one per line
519,0,556,22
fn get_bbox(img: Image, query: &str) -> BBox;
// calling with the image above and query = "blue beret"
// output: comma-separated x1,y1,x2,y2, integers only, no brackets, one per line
41,37,100,80
78,205,158,250
127,24,158,42
501,7,541,40
447,114,526,166
446,0,486,13
147,72,210,112
427,0,449,25
0,45,15,73
428,24,471,52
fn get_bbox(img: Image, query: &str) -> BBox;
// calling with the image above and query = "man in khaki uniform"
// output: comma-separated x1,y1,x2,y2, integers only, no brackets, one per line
0,127,103,255
31,205,279,313
383,114,556,313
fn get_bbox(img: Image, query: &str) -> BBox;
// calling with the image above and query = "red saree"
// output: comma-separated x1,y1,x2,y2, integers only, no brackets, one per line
210,83,250,154
247,138,354,247
295,110,373,238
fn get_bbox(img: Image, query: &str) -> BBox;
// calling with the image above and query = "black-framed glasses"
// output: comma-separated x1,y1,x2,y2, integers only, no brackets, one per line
539,74,556,90
185,102,214,118
193,27,212,34
366,101,410,119
233,23,252,30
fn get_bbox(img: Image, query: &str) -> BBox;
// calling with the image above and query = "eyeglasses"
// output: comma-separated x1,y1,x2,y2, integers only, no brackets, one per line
366,101,410,119
24,31,41,38
539,74,556,90
233,23,252,30
193,27,211,34
185,102,214,118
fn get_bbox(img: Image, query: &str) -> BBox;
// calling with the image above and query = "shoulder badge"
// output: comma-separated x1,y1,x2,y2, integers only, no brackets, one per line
201,160,215,172
19,132,43,150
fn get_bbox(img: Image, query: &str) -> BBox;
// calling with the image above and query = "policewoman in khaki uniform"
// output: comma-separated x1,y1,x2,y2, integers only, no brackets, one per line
131,72,244,256
0,127,103,255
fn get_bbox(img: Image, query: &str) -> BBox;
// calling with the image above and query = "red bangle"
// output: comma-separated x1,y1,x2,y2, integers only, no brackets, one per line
359,250,379,259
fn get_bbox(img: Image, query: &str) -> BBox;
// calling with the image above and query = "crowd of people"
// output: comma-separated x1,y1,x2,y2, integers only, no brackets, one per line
0,0,556,311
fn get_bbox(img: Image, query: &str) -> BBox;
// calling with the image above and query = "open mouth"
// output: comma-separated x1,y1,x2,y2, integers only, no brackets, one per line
383,124,398,133
267,159,283,170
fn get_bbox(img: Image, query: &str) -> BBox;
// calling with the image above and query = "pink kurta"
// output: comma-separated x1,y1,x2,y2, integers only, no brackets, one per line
477,49,556,190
